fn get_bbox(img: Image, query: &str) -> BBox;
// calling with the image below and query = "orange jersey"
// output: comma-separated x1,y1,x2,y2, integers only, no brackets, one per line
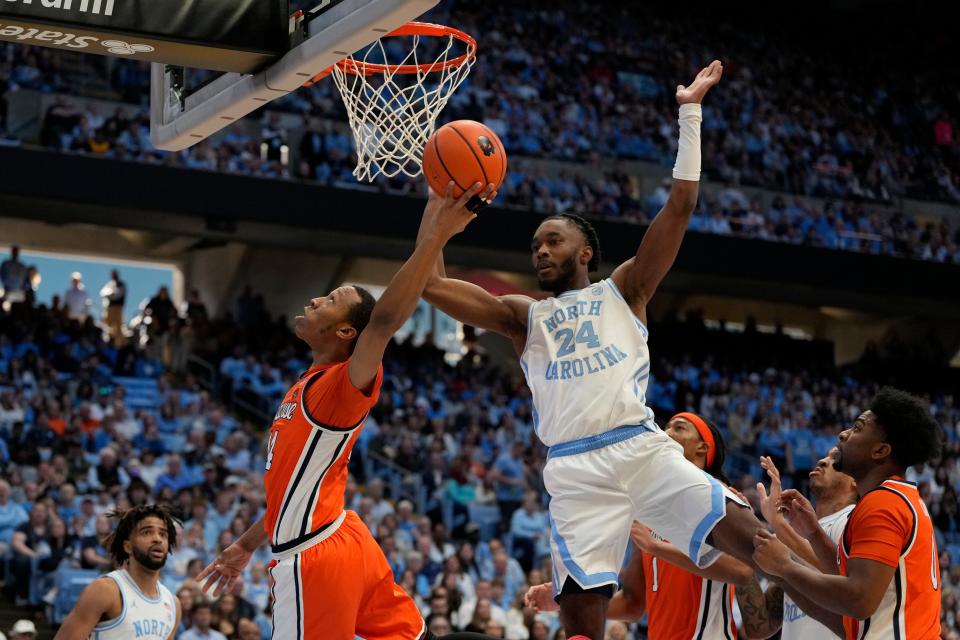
839,478,941,640
642,550,737,640
263,361,383,551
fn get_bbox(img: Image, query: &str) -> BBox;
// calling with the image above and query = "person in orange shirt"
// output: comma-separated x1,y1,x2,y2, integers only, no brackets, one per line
753,387,943,639
195,182,503,640
526,412,782,640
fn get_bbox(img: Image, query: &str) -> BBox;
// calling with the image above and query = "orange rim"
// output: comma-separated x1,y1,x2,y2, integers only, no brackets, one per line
306,21,476,86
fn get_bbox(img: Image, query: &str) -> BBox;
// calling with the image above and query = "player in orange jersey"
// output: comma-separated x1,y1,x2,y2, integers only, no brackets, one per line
525,412,782,640
195,182,502,640
753,387,943,639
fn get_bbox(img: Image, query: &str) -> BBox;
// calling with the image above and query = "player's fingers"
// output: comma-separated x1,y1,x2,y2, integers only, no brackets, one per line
480,183,496,200
457,181,483,205
444,180,456,201
200,573,218,595
756,482,768,501
196,565,213,583
676,84,685,94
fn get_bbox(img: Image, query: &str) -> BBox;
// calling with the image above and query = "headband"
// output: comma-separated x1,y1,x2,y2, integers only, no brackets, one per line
671,412,716,469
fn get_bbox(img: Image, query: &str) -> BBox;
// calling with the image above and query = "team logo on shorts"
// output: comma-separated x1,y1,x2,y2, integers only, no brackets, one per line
477,136,496,157
100,40,155,55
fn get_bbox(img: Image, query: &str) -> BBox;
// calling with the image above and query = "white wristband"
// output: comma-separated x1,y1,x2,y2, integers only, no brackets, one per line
672,103,703,181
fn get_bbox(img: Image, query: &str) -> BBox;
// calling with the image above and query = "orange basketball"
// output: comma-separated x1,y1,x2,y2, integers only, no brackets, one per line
421,120,508,200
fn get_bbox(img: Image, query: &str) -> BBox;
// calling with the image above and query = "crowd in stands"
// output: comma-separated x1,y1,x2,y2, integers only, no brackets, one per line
1,247,960,638
4,1,960,267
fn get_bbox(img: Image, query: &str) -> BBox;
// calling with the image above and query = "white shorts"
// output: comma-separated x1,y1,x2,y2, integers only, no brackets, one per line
544,422,728,596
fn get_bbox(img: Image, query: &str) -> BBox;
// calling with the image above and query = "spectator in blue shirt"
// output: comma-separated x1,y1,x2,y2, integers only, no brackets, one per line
179,603,227,640
207,491,237,534
509,491,548,572
0,478,28,549
488,548,525,610
489,442,526,532
54,482,80,523
154,454,196,495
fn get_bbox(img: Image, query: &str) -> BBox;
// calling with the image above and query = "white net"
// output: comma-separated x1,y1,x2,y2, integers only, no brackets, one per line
329,25,476,182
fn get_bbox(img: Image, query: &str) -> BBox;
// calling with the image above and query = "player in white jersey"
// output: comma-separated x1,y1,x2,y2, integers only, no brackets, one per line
420,60,771,640
55,505,181,640
755,449,858,639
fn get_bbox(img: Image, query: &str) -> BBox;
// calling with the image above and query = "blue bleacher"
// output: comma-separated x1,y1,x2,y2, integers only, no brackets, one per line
52,568,100,623
112,377,161,411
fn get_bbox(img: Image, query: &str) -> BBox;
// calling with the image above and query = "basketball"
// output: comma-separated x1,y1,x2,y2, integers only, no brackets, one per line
421,120,508,198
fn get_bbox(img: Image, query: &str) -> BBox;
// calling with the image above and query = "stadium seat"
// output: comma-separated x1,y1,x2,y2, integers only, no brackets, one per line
52,568,100,623
112,377,161,410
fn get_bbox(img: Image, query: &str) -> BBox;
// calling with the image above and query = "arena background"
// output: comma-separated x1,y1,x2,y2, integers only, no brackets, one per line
0,0,958,638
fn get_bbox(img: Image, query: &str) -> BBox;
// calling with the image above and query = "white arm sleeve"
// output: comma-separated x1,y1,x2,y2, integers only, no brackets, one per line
672,103,703,181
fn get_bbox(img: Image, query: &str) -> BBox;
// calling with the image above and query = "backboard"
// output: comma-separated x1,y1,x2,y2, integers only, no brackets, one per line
150,0,439,152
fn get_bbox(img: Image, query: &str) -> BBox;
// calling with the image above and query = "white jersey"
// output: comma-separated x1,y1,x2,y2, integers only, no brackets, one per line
782,504,855,640
520,278,654,446
91,569,177,640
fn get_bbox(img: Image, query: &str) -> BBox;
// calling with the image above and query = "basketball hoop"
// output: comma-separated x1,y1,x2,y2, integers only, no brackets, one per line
308,21,477,182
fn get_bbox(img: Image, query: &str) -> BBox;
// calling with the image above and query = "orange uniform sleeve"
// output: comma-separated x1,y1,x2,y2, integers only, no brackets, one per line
847,490,914,568
304,361,383,428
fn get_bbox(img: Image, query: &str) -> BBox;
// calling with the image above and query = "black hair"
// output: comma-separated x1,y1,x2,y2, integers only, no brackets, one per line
544,213,602,272
103,504,180,565
346,285,377,354
869,386,943,469
700,415,729,485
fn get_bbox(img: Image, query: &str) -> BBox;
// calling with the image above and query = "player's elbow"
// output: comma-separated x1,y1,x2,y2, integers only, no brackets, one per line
848,594,881,621
667,180,699,214
367,308,405,336
616,592,646,623
728,564,755,588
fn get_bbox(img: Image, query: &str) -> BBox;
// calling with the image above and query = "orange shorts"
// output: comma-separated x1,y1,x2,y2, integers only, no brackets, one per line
269,510,425,640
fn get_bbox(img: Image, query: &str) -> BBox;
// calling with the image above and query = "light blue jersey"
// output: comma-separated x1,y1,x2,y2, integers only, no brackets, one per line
520,278,655,447
91,569,177,640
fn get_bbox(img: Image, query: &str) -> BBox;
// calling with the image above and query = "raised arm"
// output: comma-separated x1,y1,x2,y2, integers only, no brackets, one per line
611,60,723,319
416,196,533,351
348,182,487,389
779,489,841,574
756,457,823,570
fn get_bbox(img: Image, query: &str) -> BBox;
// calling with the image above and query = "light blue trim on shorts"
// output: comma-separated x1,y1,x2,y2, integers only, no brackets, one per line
550,517,620,594
546,422,657,459
688,472,726,565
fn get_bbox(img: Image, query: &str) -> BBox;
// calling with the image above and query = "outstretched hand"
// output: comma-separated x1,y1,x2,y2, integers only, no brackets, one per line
779,489,821,539
757,455,786,526
422,181,496,244
676,60,724,105
196,542,253,598
630,521,658,553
